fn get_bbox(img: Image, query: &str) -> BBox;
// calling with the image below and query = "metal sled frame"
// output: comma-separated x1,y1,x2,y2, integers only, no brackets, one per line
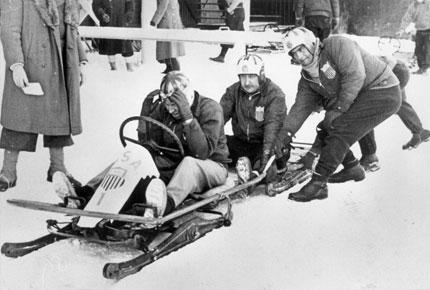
1,116,312,280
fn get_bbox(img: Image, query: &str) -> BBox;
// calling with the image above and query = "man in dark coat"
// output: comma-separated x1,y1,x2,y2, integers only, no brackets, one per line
209,0,244,63
278,27,401,202
0,0,87,192
54,72,230,218
92,0,135,71
150,0,186,73
295,0,340,41
220,54,287,183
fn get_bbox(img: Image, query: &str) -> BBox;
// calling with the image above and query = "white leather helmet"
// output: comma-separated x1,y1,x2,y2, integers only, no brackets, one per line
236,54,266,82
283,27,317,57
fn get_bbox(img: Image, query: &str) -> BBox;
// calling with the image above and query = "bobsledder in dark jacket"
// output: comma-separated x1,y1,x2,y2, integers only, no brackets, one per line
220,54,287,180
138,88,230,182
52,72,230,219
278,27,401,202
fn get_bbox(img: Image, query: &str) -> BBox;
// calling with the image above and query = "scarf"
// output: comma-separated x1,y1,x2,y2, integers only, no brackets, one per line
33,0,79,29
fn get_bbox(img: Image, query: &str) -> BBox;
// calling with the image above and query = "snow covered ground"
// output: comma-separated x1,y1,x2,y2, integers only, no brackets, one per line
1,35,430,290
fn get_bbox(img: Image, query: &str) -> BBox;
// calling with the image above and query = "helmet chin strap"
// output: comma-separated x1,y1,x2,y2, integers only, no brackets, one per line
302,38,321,78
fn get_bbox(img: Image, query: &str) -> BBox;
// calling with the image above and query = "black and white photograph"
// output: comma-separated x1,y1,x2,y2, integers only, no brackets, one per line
1,0,430,289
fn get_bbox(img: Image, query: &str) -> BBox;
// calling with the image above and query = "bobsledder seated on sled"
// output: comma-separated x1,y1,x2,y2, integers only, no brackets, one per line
53,71,231,220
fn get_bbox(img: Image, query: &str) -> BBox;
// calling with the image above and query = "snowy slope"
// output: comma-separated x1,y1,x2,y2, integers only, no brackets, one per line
1,36,430,290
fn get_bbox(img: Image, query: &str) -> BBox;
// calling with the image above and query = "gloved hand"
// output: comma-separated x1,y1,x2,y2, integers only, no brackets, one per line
150,21,156,27
259,150,271,174
295,18,304,27
102,13,110,24
274,134,292,159
322,110,342,130
331,17,340,30
11,65,29,88
298,150,318,170
169,89,193,122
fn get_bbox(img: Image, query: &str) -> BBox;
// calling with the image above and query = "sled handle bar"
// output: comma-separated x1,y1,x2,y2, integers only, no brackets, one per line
119,116,185,157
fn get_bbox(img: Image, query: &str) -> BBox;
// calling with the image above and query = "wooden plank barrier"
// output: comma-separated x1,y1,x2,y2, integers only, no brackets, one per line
78,26,283,46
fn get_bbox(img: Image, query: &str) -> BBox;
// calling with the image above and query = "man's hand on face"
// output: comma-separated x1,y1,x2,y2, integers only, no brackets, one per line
169,89,193,123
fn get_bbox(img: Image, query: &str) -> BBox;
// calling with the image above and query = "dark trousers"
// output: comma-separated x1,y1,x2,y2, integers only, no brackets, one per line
305,15,331,42
358,62,423,156
0,128,73,152
227,135,262,170
415,29,430,70
316,86,401,177
220,7,245,50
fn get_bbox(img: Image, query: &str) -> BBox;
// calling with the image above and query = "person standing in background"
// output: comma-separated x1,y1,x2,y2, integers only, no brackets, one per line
0,0,87,192
92,0,135,72
398,0,430,75
295,0,340,41
209,0,244,63
150,0,186,74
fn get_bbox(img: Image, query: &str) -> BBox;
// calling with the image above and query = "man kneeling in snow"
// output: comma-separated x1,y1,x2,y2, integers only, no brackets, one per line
53,72,230,218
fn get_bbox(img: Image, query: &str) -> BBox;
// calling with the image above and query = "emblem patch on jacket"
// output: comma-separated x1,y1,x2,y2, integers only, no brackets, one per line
321,62,336,79
255,106,264,122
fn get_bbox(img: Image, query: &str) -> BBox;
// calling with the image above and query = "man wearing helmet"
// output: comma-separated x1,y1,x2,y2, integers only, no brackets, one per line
220,54,288,184
278,27,401,202
53,72,230,218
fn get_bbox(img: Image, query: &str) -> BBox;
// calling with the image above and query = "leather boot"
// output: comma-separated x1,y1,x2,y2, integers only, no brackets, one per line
328,163,365,183
360,154,380,172
209,55,225,63
288,177,328,202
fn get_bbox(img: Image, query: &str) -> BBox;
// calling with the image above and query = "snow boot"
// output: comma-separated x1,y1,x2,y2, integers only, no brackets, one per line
52,172,81,208
359,154,380,172
420,129,430,142
412,68,428,75
403,133,422,150
144,178,167,218
0,150,18,191
235,156,257,196
236,156,253,184
288,176,328,202
328,163,365,183
0,172,16,192
209,47,228,63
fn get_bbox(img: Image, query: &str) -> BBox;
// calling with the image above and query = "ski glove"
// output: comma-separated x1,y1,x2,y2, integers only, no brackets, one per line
322,110,342,130
170,89,193,123
298,150,318,170
274,134,292,159
11,64,29,88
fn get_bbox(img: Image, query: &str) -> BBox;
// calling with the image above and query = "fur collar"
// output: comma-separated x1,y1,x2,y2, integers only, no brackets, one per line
33,0,80,29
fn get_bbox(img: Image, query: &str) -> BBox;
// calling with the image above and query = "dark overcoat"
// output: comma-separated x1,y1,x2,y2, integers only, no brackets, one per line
92,0,134,56
151,0,186,61
0,0,86,136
